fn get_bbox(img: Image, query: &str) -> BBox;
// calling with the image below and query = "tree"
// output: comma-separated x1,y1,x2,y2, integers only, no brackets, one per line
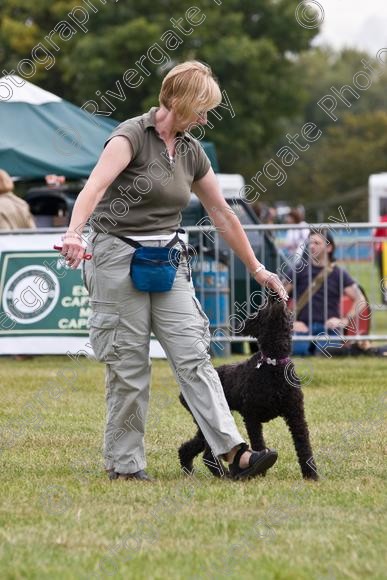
1,0,318,176
274,111,387,221
260,48,387,220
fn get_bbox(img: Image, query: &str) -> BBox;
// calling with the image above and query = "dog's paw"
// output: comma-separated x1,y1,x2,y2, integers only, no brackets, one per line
303,472,319,481
181,465,195,476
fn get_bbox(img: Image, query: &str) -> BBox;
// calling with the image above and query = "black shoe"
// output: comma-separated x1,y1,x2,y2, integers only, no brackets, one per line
125,470,153,481
108,469,153,481
229,443,278,480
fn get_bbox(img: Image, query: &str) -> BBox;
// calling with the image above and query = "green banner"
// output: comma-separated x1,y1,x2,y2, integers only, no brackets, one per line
0,251,90,336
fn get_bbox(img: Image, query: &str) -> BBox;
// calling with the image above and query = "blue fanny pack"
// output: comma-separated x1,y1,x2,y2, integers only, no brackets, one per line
113,228,190,292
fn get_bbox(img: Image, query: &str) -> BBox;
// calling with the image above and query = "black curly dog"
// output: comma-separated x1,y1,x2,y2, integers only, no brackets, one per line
178,294,318,480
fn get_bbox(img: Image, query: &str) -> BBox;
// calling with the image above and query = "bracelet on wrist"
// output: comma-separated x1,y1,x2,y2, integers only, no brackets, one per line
62,231,82,240
251,264,266,277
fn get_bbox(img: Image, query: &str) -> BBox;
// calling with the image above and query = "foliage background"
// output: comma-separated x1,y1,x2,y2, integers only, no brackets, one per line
1,0,387,218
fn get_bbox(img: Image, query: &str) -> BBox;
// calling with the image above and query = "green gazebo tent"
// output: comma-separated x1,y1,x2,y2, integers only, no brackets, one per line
0,76,218,180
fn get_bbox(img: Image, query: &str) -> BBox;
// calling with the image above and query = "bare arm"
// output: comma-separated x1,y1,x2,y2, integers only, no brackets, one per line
62,136,132,268
192,168,288,300
326,283,365,329
342,284,366,324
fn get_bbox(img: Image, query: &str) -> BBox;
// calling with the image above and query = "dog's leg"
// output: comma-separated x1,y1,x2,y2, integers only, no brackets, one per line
178,430,205,474
244,417,268,477
244,418,266,451
283,411,318,480
202,443,227,478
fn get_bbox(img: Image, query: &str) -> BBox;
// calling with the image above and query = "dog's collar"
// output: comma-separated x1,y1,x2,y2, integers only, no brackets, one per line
256,354,291,369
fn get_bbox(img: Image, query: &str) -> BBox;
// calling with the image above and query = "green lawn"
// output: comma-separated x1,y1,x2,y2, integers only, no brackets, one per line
0,355,386,580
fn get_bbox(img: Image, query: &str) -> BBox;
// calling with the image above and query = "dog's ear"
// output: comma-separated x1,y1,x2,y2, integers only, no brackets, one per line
239,311,263,338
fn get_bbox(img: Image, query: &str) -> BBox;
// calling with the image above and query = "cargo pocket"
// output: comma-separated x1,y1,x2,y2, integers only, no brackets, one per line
192,295,211,352
89,312,119,362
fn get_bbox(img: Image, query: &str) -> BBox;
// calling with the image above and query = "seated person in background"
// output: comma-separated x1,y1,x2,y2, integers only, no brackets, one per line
283,207,310,261
0,169,35,230
0,169,36,360
283,229,364,356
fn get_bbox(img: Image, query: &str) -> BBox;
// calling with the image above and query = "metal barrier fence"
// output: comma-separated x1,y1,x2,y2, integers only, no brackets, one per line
1,224,385,356
185,223,387,356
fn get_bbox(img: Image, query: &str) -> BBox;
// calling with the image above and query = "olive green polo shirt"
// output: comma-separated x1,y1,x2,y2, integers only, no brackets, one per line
90,107,211,236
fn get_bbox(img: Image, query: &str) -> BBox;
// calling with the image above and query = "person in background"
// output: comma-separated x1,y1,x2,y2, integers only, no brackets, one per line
252,202,277,225
0,169,36,360
374,213,387,304
265,206,277,225
0,170,36,230
252,202,277,242
284,230,364,356
284,207,309,261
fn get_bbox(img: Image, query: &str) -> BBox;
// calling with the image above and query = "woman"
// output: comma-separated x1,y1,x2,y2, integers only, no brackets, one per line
0,169,35,230
61,61,288,482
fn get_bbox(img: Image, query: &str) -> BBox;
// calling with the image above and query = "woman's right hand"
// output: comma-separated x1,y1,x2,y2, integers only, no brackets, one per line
61,232,86,269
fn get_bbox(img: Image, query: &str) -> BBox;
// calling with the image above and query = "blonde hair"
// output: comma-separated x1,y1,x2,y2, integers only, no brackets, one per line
0,169,14,194
159,61,222,123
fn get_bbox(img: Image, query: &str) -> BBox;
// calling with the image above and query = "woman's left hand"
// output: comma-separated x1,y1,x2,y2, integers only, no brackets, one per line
254,269,289,302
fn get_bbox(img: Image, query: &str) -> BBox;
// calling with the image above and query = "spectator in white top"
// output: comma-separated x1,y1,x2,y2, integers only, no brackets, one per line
284,207,309,260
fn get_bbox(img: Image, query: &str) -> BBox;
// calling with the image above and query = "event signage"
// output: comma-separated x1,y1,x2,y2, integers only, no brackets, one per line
0,252,90,335
0,232,165,356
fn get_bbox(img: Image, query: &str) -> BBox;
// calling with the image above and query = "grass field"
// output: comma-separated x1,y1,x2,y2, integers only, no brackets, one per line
0,355,386,580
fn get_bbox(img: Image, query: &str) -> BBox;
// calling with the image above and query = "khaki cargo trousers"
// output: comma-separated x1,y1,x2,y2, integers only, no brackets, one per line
83,233,244,474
